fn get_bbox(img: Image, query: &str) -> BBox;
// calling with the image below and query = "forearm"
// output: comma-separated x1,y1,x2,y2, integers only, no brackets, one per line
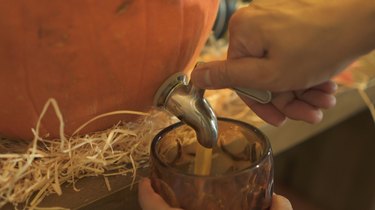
331,0,375,56
362,0,375,49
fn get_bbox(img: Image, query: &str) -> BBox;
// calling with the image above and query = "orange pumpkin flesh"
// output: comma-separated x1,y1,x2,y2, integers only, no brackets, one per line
0,0,219,140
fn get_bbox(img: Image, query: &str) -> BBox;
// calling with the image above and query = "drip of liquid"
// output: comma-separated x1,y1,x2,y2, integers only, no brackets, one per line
194,142,213,176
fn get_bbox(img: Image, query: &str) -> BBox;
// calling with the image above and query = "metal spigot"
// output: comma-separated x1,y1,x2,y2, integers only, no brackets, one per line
154,70,273,148
154,73,218,148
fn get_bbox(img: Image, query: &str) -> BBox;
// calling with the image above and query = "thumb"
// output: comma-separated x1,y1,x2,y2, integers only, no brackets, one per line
191,58,272,90
271,194,293,210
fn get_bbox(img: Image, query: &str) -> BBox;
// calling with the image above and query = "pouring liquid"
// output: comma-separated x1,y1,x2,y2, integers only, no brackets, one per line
193,141,213,207
193,143,212,176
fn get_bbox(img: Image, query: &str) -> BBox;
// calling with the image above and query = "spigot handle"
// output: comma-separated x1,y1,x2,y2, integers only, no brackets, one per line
195,62,272,104
153,72,187,108
188,80,205,98
233,87,272,104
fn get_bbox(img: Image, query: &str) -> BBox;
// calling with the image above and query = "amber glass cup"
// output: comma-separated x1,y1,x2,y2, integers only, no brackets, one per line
150,118,273,210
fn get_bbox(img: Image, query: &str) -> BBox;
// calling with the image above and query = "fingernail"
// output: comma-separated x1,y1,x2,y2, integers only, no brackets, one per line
318,110,323,120
276,119,287,127
332,82,338,92
313,110,323,124
329,95,337,107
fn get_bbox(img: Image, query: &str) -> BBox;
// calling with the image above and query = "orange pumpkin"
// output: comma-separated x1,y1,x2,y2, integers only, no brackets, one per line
0,0,219,140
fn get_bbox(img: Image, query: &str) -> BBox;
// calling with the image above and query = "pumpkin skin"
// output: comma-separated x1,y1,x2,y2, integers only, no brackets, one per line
0,0,219,140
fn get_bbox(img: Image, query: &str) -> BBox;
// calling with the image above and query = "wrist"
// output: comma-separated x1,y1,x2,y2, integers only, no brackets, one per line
334,0,375,55
369,4,375,49
361,0,375,49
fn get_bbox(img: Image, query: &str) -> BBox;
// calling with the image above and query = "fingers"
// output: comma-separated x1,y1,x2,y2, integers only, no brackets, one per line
295,89,336,109
239,95,287,126
191,58,273,90
138,178,182,210
311,80,338,94
240,89,331,125
278,98,323,124
295,81,337,109
139,179,293,210
271,194,293,210
270,92,323,124
241,92,323,125
138,179,294,210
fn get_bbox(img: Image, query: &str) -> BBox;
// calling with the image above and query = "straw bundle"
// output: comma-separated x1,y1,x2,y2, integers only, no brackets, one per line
0,90,259,209
333,53,375,122
0,99,177,209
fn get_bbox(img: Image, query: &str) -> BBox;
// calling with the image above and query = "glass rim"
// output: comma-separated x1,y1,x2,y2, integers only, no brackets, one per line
150,117,272,179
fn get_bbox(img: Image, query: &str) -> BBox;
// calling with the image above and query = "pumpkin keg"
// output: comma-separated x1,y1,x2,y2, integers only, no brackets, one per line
0,0,219,140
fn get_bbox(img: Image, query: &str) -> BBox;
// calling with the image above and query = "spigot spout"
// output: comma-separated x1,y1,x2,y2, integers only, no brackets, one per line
154,73,218,148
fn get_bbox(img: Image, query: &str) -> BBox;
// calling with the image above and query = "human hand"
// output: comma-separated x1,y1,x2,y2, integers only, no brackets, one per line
138,178,293,210
271,193,293,210
236,80,337,126
192,0,375,125
138,178,183,210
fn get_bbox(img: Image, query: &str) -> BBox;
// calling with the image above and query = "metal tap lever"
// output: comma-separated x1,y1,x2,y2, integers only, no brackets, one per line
233,87,272,104
154,73,218,148
195,62,272,104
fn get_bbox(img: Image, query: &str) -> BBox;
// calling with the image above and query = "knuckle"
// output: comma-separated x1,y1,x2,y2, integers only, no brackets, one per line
216,61,232,87
260,62,289,92
228,7,248,33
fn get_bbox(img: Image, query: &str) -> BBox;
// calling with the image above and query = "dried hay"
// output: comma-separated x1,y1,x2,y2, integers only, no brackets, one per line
350,74,375,122
0,99,177,209
334,52,375,122
0,90,261,209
